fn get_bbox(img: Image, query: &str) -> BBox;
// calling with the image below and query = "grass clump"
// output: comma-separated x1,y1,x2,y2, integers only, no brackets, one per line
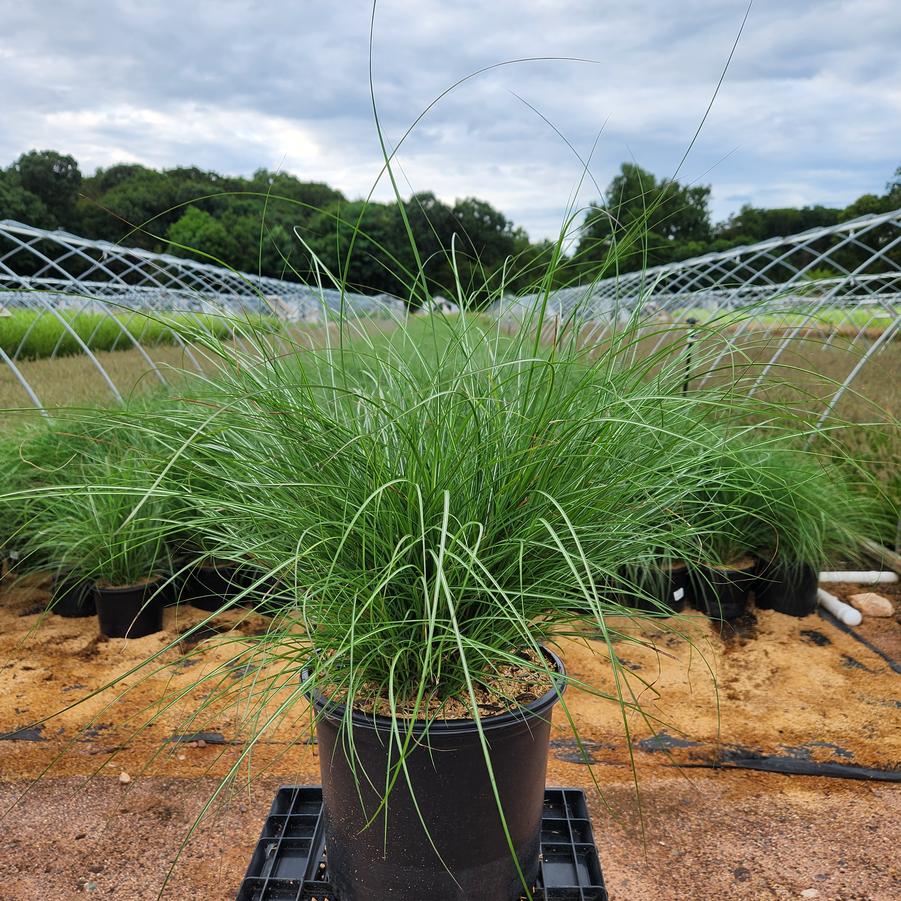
105,307,873,710
686,441,885,572
0,295,885,901
0,393,180,576
24,452,175,588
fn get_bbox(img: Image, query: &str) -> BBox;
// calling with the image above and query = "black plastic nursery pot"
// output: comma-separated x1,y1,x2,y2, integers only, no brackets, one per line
309,649,566,901
628,561,691,613
692,558,757,621
51,573,96,618
754,561,818,617
94,577,165,638
180,560,244,612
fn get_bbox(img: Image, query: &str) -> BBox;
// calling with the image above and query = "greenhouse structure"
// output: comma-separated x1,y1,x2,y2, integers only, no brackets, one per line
2,209,899,420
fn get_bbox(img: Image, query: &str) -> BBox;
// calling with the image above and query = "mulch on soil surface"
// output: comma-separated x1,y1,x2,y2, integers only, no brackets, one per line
0,572,899,899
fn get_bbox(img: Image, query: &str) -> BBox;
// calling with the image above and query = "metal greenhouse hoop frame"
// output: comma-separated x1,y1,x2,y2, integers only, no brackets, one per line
0,219,406,411
1,212,899,420
499,208,901,425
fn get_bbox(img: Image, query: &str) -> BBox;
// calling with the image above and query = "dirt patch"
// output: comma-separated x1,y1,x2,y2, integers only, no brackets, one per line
824,579,901,662
587,770,901,901
0,574,299,780
559,599,900,772
0,771,897,900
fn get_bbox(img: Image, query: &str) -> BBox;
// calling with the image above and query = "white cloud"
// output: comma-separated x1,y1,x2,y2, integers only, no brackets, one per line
37,105,322,173
1,0,899,238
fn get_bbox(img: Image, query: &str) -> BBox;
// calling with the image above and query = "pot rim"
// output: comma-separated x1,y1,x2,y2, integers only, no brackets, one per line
701,556,758,574
755,557,817,574
306,646,566,736
53,577,92,596
192,558,241,572
94,574,166,596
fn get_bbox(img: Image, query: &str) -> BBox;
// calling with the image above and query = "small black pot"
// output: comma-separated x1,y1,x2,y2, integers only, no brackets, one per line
692,558,757,621
179,561,244,612
94,578,165,638
755,561,818,617
51,574,96,618
628,561,691,613
310,650,565,901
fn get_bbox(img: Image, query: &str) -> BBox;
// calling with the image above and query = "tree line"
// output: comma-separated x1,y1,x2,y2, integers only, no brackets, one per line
2,149,899,306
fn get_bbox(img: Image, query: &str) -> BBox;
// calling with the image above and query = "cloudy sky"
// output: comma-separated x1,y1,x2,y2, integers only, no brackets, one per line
1,0,899,239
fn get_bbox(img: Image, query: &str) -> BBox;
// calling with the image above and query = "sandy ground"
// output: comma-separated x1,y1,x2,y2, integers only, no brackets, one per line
0,573,899,900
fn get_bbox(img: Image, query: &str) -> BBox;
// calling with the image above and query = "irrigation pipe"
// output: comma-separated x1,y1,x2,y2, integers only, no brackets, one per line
677,757,901,782
816,588,862,626
817,606,901,675
818,571,898,585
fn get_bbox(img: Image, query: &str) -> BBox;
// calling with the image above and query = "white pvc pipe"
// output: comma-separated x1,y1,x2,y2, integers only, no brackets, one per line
817,588,863,626
818,571,898,585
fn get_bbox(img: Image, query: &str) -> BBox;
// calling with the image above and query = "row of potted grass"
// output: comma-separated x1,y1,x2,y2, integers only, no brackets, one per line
0,409,281,635
48,555,268,636
0,307,248,360
0,306,884,898
0,428,860,634
617,441,875,619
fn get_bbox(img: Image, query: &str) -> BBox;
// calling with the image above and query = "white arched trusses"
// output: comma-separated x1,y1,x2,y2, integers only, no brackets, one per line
0,220,405,411
500,208,901,425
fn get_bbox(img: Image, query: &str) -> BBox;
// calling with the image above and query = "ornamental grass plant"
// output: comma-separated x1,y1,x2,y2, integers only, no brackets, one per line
23,452,175,589
686,441,885,572
0,394,181,573
75,296,875,724
0,418,105,570
3,295,882,720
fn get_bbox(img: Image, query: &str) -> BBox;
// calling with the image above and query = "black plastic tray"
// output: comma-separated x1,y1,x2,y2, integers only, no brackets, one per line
237,785,608,900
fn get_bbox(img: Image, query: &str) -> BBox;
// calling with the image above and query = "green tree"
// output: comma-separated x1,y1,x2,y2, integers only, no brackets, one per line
79,166,180,249
167,206,233,263
399,192,458,299
300,200,413,298
250,169,344,216
392,193,524,305
0,171,53,227
11,150,82,228
576,163,712,276
885,165,901,204
86,163,158,196
718,204,841,243
839,192,896,222
833,166,901,271
258,223,296,278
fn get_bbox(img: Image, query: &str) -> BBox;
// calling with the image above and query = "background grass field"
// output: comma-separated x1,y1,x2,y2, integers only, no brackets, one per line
0,307,274,360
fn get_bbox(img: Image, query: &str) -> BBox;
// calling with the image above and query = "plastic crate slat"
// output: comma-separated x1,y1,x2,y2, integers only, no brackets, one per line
239,785,607,900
